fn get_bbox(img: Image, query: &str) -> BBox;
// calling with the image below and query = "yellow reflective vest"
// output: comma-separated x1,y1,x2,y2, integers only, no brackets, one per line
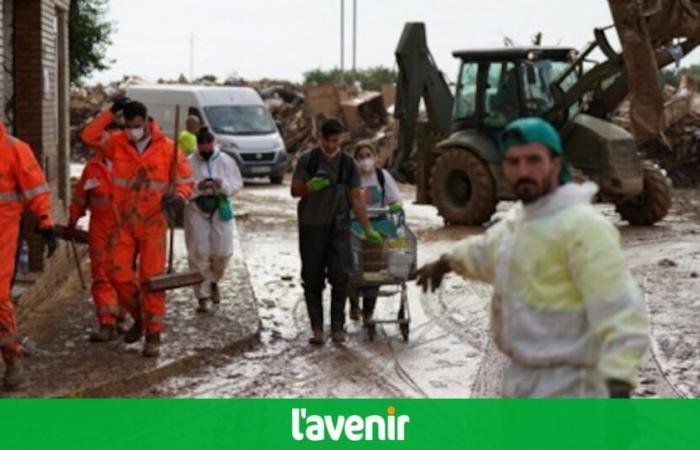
448,182,649,385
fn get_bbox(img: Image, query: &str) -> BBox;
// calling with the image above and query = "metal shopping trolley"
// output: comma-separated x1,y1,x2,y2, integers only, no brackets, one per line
350,208,417,341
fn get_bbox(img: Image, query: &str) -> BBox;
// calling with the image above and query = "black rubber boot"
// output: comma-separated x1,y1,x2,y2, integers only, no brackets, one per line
331,330,346,344
308,329,325,346
123,320,143,344
3,359,24,390
142,333,161,358
349,291,361,320
116,318,129,335
211,283,221,304
196,298,211,314
89,324,117,343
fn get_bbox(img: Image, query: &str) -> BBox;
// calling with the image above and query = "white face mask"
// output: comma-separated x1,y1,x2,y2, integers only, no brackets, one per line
129,127,145,142
359,158,375,172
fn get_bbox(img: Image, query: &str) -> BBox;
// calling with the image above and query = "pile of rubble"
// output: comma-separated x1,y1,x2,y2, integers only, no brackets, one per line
612,76,700,187
70,77,397,169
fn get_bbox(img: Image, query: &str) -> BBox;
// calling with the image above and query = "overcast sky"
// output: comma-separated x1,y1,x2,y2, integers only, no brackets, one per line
90,0,698,84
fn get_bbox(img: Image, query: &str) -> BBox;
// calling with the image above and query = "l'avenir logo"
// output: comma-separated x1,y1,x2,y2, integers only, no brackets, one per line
291,406,410,442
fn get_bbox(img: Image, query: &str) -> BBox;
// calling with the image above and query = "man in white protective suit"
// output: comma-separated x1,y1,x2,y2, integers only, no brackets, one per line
184,126,243,313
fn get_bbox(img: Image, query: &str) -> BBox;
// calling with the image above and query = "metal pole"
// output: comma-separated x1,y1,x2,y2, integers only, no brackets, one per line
352,0,357,82
189,35,195,82
340,0,345,84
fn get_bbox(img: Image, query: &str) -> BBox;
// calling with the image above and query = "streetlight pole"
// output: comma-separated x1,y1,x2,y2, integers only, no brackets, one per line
340,0,345,84
189,34,195,82
352,0,357,83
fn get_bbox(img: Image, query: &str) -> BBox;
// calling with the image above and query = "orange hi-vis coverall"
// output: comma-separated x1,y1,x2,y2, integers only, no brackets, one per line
82,111,194,335
0,124,53,363
69,151,120,326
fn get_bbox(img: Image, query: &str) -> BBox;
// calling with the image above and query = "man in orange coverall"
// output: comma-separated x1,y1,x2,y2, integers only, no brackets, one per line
81,99,193,357
69,100,130,342
0,123,57,390
68,150,121,342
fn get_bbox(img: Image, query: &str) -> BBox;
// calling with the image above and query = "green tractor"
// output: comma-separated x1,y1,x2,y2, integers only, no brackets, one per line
392,23,687,225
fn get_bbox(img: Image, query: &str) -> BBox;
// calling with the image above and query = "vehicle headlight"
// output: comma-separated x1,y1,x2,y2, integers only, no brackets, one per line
220,141,239,152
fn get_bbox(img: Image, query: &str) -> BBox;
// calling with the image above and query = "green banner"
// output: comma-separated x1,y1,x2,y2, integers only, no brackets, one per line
2,400,699,449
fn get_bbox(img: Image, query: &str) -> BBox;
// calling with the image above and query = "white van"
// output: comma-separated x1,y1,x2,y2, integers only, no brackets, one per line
126,84,288,184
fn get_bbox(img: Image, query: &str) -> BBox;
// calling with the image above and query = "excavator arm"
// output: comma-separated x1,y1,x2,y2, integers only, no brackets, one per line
546,26,699,131
392,23,454,181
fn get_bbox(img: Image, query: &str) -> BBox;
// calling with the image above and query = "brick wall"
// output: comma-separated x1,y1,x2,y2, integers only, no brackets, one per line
13,0,71,272
2,0,15,131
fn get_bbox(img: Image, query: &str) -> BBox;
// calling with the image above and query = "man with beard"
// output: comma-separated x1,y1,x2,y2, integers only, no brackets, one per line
417,118,649,398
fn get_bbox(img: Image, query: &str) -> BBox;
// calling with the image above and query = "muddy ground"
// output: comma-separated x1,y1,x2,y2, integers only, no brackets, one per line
132,182,700,398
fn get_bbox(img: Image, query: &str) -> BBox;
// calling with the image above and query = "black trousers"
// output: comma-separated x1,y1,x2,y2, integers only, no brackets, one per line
299,221,352,332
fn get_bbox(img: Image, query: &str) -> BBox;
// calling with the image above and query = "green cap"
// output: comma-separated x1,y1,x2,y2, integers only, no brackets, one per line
500,117,571,185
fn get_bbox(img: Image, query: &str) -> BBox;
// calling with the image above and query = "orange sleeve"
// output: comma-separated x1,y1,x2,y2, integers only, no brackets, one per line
81,110,115,157
175,148,194,200
14,140,53,228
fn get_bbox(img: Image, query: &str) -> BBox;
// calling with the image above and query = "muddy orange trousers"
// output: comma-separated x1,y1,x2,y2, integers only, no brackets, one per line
109,223,167,334
0,218,21,363
88,222,120,326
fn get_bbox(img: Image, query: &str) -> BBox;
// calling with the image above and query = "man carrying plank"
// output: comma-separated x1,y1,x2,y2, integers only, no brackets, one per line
82,99,194,357
0,123,57,389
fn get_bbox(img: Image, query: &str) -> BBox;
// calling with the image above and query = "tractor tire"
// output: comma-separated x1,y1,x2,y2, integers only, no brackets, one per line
429,148,497,225
615,163,672,226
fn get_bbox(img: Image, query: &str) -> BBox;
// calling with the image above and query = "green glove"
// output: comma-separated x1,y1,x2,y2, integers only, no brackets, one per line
364,227,383,246
388,202,403,214
306,177,331,193
218,195,234,221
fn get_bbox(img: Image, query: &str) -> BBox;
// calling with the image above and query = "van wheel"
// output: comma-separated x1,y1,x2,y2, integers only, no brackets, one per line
270,174,285,185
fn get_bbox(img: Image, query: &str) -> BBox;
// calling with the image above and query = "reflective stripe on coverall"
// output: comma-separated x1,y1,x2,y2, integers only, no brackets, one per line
69,153,120,325
184,150,243,299
447,182,650,398
82,110,194,334
0,124,53,363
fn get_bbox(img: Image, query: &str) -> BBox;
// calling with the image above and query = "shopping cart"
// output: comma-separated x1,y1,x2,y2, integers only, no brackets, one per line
350,207,417,342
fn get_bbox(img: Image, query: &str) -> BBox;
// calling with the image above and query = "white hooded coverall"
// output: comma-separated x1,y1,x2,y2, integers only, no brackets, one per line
447,182,650,398
185,149,243,300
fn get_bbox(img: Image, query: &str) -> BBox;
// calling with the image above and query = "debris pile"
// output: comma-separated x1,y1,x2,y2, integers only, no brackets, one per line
612,77,700,186
70,77,397,170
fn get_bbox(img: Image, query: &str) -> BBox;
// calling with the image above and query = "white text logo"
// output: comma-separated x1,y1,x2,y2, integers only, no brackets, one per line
291,406,410,442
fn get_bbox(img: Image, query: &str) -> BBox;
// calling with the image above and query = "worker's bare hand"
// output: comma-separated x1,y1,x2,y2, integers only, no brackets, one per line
416,255,452,293
213,178,223,189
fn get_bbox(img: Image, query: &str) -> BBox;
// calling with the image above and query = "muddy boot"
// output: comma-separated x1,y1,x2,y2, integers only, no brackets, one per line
331,330,346,344
211,283,221,304
308,329,325,346
123,320,143,344
3,359,24,390
196,298,211,314
142,333,161,358
116,317,130,335
89,324,117,343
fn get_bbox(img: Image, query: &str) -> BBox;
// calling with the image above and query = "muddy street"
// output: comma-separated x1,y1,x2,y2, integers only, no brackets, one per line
136,182,700,399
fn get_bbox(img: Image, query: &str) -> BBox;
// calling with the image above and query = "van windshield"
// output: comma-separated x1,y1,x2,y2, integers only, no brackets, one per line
204,105,277,136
